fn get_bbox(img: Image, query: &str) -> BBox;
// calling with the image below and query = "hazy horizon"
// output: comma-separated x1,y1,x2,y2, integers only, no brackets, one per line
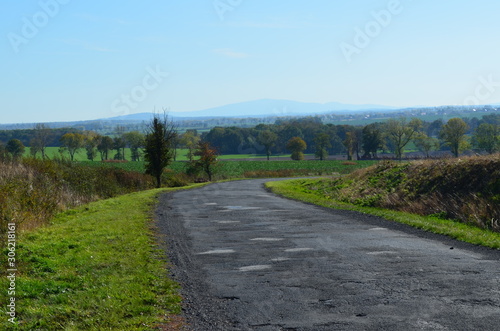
3,1,500,123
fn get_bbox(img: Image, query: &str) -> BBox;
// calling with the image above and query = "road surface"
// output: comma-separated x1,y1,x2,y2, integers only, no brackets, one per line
156,179,500,330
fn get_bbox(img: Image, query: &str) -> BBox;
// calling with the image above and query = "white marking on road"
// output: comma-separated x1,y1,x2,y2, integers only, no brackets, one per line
368,227,388,231
285,248,314,253
257,194,272,198
250,238,284,242
239,265,272,272
215,221,241,224
367,251,398,255
204,203,217,205
197,249,235,255
223,206,261,210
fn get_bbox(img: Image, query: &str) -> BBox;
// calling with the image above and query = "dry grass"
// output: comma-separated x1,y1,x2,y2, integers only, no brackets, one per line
308,154,500,231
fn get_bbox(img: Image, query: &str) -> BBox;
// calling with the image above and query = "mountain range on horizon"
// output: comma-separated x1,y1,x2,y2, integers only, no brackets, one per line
105,99,400,121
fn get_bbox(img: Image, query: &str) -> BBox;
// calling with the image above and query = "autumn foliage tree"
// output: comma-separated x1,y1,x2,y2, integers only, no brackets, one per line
286,137,307,161
193,141,218,181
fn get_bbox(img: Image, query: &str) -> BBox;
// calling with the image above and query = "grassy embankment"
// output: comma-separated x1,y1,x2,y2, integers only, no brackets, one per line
0,159,155,233
267,155,500,249
1,185,209,330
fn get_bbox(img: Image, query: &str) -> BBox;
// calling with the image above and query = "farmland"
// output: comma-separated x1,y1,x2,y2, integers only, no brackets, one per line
79,159,378,179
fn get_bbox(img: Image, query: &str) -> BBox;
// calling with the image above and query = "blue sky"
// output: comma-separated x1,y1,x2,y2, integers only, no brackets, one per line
2,0,500,123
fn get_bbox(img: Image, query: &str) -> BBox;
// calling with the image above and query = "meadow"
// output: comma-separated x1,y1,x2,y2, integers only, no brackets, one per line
79,159,378,179
25,147,276,162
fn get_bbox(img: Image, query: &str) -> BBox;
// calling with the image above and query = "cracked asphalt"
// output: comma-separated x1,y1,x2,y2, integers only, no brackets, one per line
155,179,500,330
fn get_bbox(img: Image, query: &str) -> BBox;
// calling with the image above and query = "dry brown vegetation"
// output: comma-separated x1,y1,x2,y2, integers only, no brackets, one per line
0,159,155,232
306,154,500,231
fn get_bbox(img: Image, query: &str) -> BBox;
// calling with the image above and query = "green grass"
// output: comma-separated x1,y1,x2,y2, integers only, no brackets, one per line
1,184,208,330
78,160,377,179
266,179,500,249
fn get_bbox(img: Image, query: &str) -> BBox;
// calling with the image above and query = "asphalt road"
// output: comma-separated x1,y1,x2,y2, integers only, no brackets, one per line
156,179,500,331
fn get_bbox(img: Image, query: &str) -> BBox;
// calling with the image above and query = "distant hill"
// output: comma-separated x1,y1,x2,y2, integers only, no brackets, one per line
104,99,399,121
0,100,498,132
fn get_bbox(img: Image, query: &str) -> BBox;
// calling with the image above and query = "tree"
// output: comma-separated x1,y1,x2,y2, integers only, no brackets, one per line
286,137,307,161
0,142,7,161
440,118,469,157
314,133,331,161
144,113,177,188
362,123,384,158
257,130,278,161
60,133,84,161
113,136,126,160
84,132,99,161
123,131,145,161
473,123,499,154
180,130,201,162
29,138,41,158
32,123,51,159
385,118,422,160
413,132,440,158
6,139,25,160
97,136,114,161
193,141,218,181
343,131,357,160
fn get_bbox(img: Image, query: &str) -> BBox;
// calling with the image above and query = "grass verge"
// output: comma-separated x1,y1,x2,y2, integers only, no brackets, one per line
1,183,208,330
266,179,500,250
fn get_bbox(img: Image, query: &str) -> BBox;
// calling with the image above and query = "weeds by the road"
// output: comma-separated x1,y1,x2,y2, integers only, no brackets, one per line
0,159,154,233
267,179,500,249
279,155,500,231
0,185,207,330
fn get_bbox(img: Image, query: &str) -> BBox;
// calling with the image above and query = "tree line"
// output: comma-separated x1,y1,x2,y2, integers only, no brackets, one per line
201,114,500,160
0,114,498,162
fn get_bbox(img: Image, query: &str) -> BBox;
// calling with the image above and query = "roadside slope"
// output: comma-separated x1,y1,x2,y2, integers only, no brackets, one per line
1,185,206,330
276,155,499,230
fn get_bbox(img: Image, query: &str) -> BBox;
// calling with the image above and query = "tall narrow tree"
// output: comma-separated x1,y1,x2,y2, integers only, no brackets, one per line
144,113,177,188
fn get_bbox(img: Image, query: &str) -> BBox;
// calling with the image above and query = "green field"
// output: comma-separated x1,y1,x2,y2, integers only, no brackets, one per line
78,159,378,179
25,147,283,162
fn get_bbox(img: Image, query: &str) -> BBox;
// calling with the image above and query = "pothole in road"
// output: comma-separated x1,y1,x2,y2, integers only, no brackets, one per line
197,249,236,255
238,265,272,272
